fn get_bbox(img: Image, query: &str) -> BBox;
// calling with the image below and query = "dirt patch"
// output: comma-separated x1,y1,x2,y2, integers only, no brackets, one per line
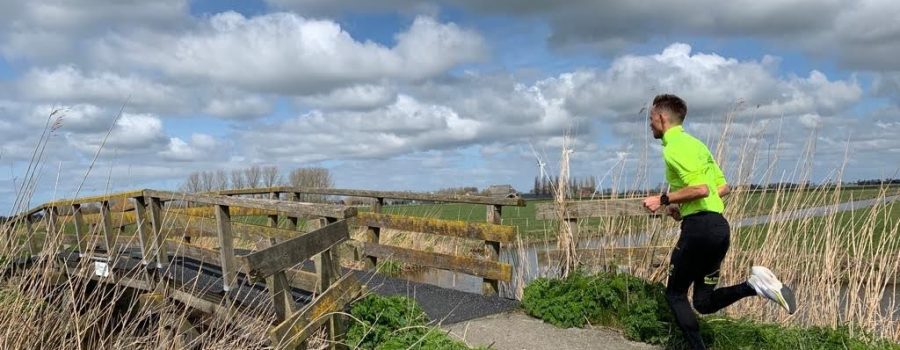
442,310,659,350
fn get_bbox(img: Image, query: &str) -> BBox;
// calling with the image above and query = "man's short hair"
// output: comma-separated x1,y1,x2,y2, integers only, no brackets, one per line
652,94,687,123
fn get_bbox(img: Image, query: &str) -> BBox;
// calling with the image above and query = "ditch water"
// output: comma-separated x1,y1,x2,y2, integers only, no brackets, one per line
400,195,900,317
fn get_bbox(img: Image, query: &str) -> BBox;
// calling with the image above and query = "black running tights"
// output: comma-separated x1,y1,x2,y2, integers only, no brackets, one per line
665,211,757,350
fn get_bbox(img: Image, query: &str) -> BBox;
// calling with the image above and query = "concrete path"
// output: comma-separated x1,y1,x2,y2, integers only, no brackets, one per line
443,311,660,350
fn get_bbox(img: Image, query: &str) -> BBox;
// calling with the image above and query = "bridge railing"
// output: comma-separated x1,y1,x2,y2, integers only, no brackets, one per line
214,187,525,296
4,189,363,349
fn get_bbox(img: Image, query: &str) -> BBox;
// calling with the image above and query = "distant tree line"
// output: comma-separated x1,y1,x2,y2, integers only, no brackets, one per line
855,178,900,186
434,187,479,196
531,176,597,197
182,166,333,202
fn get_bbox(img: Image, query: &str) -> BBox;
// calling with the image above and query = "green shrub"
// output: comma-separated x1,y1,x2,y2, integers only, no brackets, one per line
522,272,900,349
347,295,473,350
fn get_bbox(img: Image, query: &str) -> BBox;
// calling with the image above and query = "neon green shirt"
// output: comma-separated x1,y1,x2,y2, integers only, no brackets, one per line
662,125,726,216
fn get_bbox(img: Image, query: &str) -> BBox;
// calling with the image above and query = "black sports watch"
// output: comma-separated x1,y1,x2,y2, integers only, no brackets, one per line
660,193,670,206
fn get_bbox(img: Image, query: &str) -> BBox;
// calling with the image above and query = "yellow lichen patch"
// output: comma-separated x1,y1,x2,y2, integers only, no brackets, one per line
355,213,516,242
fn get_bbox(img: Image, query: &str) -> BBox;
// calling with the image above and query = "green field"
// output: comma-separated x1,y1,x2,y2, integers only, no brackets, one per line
735,197,900,254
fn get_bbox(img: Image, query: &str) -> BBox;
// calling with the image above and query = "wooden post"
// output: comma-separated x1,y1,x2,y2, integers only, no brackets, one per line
1,218,12,251
364,198,384,268
257,237,295,322
25,215,37,256
288,192,300,230
268,192,279,229
47,207,60,253
318,217,347,350
214,204,237,292
72,203,89,254
133,197,155,265
147,197,169,267
100,201,117,255
483,204,502,296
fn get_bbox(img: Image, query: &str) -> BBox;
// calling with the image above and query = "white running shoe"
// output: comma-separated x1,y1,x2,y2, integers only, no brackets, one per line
747,266,797,314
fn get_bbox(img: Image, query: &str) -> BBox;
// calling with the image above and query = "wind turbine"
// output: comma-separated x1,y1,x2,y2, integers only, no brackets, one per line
529,143,548,181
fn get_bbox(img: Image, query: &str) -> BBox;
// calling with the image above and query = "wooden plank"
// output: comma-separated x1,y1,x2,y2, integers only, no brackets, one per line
354,213,516,243
71,204,89,253
363,198,384,268
144,190,357,219
214,204,238,292
164,240,319,292
148,196,169,266
100,201,117,254
132,197,154,265
319,217,345,350
238,220,350,280
296,187,525,206
362,243,512,282
217,187,525,206
24,215,37,255
256,238,296,323
42,189,146,208
535,198,651,220
267,192,279,228
269,273,363,350
483,204,502,296
167,211,302,243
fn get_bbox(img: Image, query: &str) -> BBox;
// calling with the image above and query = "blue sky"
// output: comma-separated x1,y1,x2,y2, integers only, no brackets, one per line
1,0,899,213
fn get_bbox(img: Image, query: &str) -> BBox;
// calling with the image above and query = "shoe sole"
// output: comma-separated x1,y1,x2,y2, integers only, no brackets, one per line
780,285,797,314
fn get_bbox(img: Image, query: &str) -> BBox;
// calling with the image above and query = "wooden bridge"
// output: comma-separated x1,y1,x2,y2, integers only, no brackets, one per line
1,187,528,349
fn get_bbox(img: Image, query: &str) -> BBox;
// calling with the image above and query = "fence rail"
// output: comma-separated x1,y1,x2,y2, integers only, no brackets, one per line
3,188,362,349
3,186,526,347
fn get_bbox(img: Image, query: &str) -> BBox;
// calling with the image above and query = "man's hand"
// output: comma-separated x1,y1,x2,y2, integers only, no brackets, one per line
667,205,682,221
642,196,662,213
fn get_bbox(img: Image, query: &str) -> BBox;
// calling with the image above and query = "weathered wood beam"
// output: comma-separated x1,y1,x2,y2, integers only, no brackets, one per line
256,238,296,323
144,190,357,219
164,240,319,292
238,220,349,281
269,273,363,350
71,203,89,253
535,198,651,220
165,211,295,242
362,243,512,282
354,212,516,243
100,201,117,254
214,204,238,292
42,189,146,209
483,204,502,296
216,187,525,206
362,198,384,268
132,197,155,265
147,196,169,266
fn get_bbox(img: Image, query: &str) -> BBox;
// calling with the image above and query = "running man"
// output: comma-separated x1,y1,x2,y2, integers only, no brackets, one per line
641,94,797,349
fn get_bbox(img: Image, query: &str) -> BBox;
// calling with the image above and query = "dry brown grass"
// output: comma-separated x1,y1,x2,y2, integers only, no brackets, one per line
540,102,900,342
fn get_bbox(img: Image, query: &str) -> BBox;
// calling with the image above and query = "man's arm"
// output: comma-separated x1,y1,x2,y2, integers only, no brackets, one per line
718,184,730,198
642,184,708,213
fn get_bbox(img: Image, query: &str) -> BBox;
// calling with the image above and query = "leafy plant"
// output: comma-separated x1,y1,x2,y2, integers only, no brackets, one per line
522,272,900,349
347,295,473,350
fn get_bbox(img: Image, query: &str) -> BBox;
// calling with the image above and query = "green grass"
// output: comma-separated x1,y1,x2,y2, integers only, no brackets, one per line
522,272,900,349
735,198,900,254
